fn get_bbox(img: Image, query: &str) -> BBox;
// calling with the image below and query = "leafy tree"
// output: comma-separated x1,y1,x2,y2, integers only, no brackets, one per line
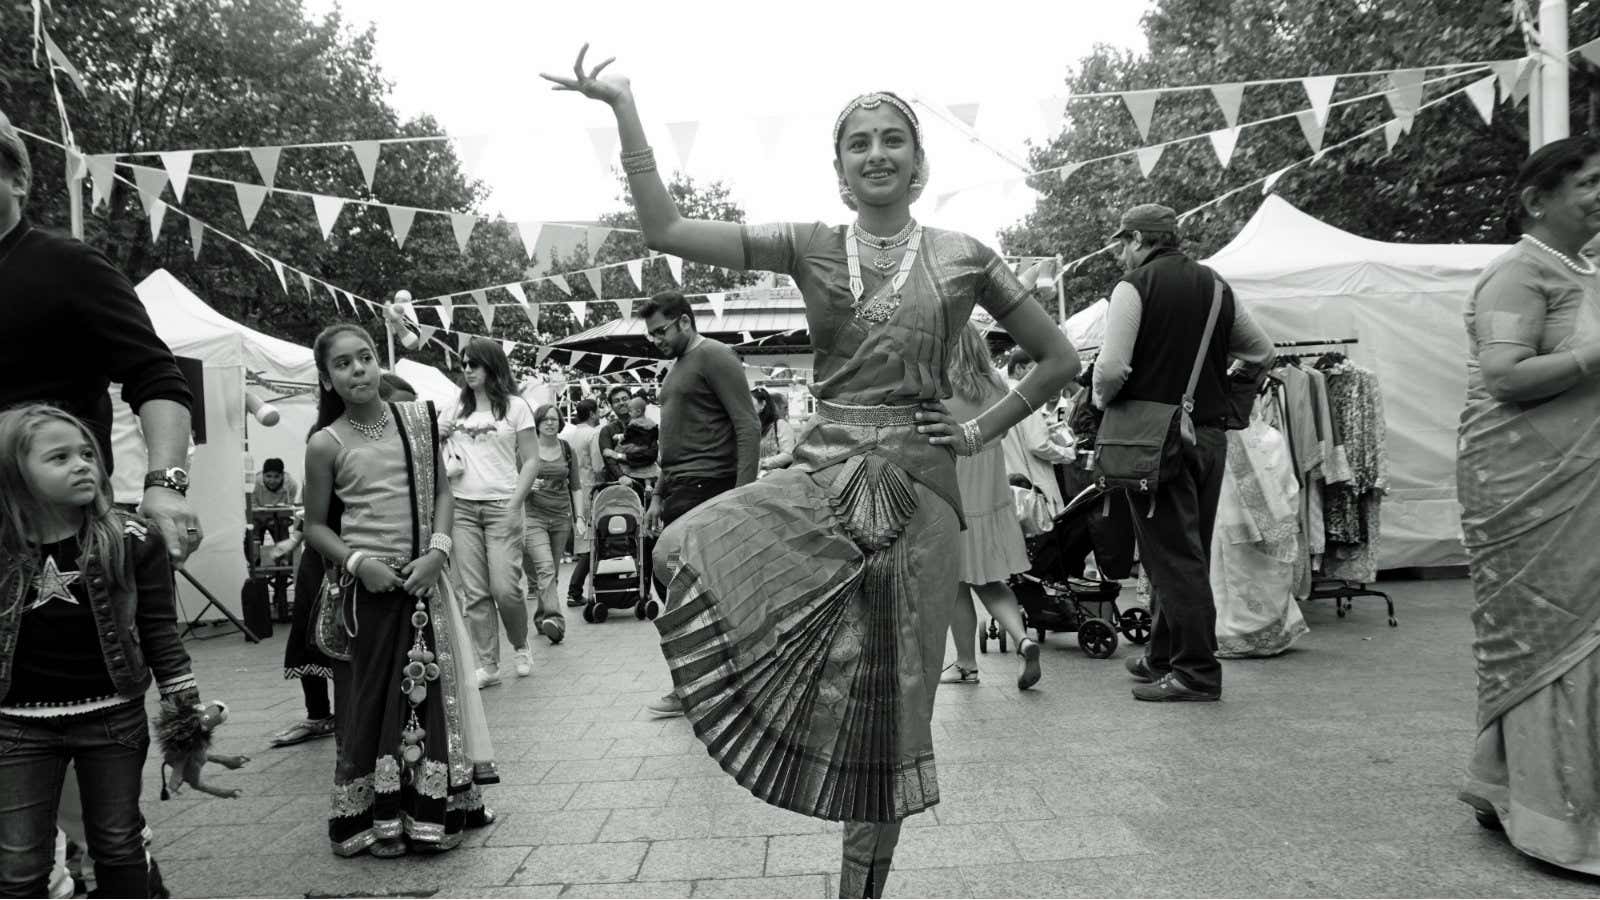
1002,0,1600,317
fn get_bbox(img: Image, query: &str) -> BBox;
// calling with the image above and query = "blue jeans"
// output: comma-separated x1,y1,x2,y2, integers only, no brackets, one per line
0,702,150,898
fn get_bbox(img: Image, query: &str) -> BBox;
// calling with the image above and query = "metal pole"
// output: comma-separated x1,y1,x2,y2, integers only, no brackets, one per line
385,321,395,369
67,170,83,239
1054,254,1067,324
1540,0,1570,143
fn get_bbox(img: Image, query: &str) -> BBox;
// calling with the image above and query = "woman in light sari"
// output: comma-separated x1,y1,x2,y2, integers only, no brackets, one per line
542,47,1078,897
1457,137,1600,874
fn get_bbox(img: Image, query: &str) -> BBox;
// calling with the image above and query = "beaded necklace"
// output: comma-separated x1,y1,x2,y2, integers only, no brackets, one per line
346,408,391,441
846,223,923,323
852,218,917,272
1522,233,1598,276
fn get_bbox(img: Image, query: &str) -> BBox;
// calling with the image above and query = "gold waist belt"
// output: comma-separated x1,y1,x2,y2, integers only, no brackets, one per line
814,400,922,427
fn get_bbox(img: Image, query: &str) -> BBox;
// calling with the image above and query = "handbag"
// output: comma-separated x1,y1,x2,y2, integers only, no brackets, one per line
1221,360,1270,430
1011,485,1054,538
1092,275,1224,500
310,565,353,662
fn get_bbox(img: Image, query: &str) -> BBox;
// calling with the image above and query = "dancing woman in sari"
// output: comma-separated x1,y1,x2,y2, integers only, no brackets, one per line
1458,137,1600,874
543,47,1079,897
302,325,497,858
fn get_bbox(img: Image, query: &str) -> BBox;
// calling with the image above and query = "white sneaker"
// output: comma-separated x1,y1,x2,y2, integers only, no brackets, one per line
512,649,532,678
476,665,502,689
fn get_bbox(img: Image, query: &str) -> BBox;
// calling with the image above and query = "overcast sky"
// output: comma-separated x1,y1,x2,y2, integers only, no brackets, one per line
299,0,1152,248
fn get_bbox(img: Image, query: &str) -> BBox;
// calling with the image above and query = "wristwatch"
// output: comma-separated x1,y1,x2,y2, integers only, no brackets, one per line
144,467,191,496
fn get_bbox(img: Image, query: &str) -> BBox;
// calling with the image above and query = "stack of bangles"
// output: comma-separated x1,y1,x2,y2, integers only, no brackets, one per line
344,550,370,578
959,420,984,456
621,146,656,176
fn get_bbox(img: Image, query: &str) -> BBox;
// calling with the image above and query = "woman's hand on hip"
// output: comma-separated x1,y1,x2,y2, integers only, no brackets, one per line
916,401,974,454
540,44,631,107
401,550,448,598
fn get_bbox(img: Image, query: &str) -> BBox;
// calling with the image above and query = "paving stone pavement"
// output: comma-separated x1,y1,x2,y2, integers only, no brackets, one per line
141,573,1600,898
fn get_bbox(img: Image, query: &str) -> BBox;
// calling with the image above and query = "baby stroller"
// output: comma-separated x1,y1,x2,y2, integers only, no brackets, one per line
582,483,656,623
981,481,1151,660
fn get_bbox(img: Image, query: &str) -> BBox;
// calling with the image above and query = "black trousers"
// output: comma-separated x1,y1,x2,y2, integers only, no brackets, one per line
1129,427,1227,693
647,473,738,600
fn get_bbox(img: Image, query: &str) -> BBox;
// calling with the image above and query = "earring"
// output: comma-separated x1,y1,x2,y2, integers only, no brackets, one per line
838,181,858,211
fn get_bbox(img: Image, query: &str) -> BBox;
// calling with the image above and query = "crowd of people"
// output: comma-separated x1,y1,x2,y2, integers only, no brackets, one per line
4,47,1600,896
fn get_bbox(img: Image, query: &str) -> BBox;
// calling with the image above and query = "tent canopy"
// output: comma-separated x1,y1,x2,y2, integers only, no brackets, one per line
1200,197,1506,571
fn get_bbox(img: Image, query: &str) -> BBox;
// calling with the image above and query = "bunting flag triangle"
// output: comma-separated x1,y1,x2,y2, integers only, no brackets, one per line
248,146,282,189
626,259,645,291
1578,38,1600,68
450,213,477,253
132,166,168,212
387,206,416,249
1210,83,1245,129
298,270,314,297
521,299,539,330
754,116,785,159
664,255,684,285
1135,145,1164,178
146,199,167,244
536,346,554,365
588,127,620,173
1121,90,1161,140
1208,127,1242,169
517,222,543,260
1511,57,1535,105
571,351,588,368
666,121,700,168
270,258,288,294
1057,162,1083,184
570,300,588,323
583,268,604,299
348,141,382,190
415,324,438,347
500,339,516,358
311,195,344,240
235,182,269,230
1491,59,1520,100
597,354,615,373
453,135,490,175
1383,118,1404,153
549,273,572,296
1465,75,1496,125
1396,112,1416,136
87,154,116,209
458,332,472,353
1294,110,1326,154
1301,75,1339,128
189,216,204,260
705,292,727,322
324,282,341,313
471,289,495,332
587,226,612,254
436,295,454,331
617,298,633,322
948,103,981,129
42,31,87,95
1386,69,1425,120
158,151,194,202
741,332,755,345
1262,166,1291,196
505,283,528,308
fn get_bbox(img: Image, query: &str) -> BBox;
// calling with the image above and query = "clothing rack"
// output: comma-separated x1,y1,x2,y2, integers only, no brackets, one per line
1264,340,1397,627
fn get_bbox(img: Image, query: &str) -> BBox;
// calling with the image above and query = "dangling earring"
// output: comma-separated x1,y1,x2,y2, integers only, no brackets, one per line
838,180,858,212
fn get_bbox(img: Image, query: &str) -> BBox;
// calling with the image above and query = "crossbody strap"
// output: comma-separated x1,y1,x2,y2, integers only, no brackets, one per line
1182,272,1226,413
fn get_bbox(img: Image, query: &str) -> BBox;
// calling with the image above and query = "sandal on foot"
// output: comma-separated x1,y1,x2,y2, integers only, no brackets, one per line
369,838,407,858
939,664,980,685
1017,638,1042,691
269,717,335,747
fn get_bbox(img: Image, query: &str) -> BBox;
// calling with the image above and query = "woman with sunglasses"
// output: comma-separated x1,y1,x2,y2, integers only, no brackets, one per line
440,339,542,688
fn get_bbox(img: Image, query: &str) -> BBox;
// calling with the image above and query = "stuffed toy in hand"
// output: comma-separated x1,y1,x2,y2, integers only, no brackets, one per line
157,700,250,800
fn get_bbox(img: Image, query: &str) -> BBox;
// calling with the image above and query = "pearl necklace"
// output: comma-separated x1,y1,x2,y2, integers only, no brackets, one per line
852,219,917,273
1522,234,1598,275
347,408,391,441
845,223,923,323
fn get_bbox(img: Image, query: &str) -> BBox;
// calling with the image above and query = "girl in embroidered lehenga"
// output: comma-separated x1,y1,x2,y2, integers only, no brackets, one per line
542,47,1079,897
302,325,498,858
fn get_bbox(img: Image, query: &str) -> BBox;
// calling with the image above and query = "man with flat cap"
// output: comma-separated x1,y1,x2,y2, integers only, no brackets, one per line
1091,203,1274,702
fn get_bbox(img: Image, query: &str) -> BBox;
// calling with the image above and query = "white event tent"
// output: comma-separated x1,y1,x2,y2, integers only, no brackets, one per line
112,269,456,619
1060,197,1503,570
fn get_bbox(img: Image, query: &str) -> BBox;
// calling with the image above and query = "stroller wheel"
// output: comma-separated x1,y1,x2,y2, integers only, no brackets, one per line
593,603,610,623
582,602,597,624
1118,607,1152,645
634,601,648,620
1078,619,1118,659
644,599,661,621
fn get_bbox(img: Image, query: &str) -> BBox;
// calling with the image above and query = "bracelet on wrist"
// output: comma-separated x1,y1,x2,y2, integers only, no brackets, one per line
427,532,454,559
345,551,367,577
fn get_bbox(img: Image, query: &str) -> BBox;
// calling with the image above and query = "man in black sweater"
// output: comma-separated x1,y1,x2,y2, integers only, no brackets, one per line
0,113,201,561
639,291,760,718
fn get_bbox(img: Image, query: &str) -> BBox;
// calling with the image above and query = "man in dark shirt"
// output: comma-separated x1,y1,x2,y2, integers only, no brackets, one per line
639,290,760,718
0,113,201,561
1092,204,1274,704
595,385,638,487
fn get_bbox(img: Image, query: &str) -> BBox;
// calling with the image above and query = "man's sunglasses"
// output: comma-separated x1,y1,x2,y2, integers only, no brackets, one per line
647,316,685,339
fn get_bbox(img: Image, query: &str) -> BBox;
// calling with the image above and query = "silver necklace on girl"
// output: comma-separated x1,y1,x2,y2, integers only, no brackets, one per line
853,218,917,273
1523,233,1598,276
347,407,391,441
847,221,923,324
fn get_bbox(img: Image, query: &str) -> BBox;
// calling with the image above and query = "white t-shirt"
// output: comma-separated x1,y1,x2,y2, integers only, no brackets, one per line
441,395,537,501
